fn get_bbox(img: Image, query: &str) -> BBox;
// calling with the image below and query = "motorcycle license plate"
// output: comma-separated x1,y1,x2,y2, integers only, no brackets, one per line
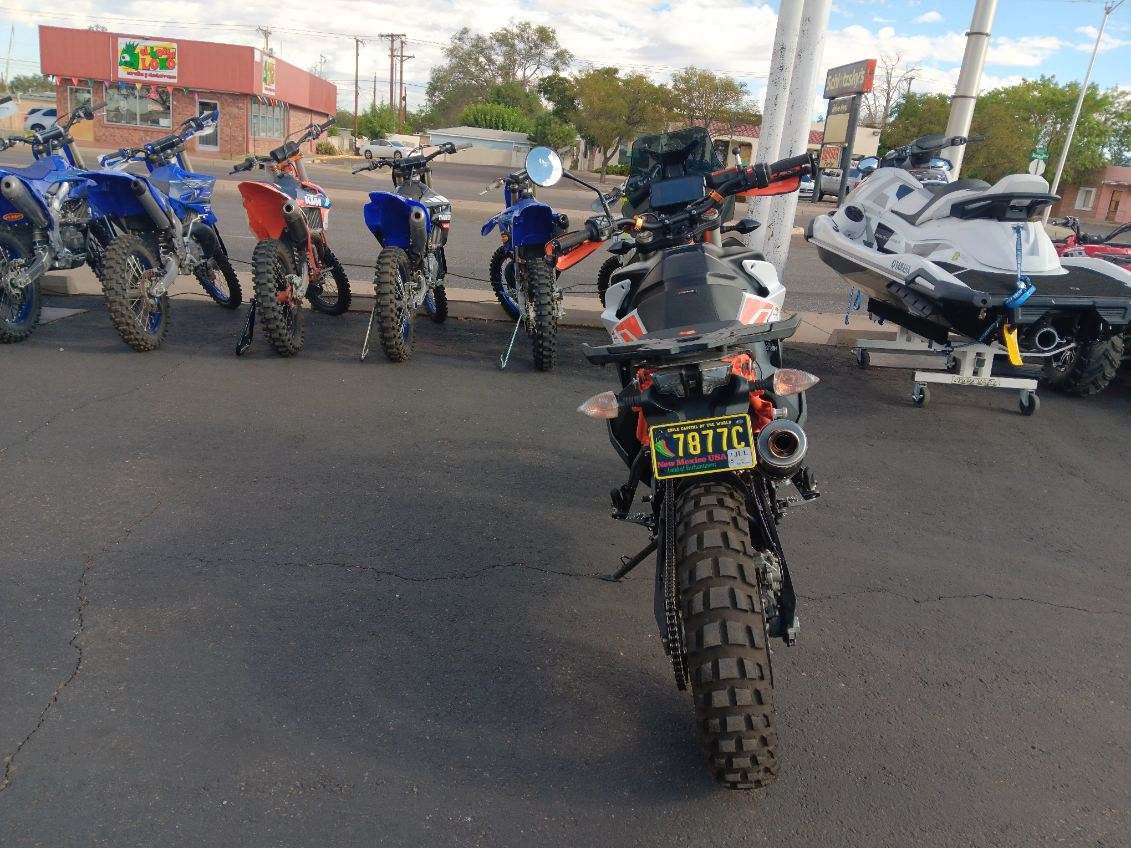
649,413,756,480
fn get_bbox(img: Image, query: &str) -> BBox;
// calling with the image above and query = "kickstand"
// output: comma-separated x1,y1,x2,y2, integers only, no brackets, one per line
235,299,256,356
360,302,378,362
498,312,523,370
603,539,657,582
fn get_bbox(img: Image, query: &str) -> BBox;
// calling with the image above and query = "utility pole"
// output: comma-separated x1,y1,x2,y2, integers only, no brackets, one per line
372,72,377,110
747,0,804,250
379,33,405,110
398,43,414,128
317,53,327,78
1042,0,1125,223
3,24,14,92
256,26,273,55
353,37,363,141
942,0,998,177
763,0,833,275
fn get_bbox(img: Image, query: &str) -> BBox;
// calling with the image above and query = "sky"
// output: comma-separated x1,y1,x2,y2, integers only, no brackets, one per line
0,0,1127,114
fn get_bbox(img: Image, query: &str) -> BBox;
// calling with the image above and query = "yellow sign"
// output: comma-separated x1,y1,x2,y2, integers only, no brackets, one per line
262,56,277,96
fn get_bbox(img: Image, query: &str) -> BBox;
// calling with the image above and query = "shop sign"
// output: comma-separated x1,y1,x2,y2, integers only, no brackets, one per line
117,38,179,83
262,55,277,96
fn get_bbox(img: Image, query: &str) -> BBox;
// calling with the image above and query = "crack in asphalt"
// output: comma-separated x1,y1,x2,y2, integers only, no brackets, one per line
0,359,191,458
0,501,164,794
797,587,1126,616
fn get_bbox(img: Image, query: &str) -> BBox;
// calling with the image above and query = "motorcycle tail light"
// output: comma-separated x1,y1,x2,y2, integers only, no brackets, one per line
772,368,820,396
577,391,619,419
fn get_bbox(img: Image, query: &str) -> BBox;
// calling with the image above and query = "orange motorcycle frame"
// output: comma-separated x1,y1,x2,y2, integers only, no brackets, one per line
236,154,331,274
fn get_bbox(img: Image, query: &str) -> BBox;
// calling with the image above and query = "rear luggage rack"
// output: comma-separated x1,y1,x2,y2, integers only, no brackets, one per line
583,314,801,365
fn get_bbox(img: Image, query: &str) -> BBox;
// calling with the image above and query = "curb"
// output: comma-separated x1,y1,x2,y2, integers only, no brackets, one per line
40,268,897,347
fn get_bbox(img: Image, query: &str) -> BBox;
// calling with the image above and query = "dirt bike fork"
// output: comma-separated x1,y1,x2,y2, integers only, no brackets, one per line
235,298,256,356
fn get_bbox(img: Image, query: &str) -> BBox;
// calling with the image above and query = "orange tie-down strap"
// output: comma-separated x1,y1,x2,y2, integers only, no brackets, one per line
555,240,604,271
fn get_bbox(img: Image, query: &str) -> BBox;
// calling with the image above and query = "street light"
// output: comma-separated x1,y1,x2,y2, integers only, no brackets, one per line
1042,0,1126,223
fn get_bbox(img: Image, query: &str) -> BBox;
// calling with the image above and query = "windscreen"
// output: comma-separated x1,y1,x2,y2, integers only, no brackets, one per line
626,127,719,212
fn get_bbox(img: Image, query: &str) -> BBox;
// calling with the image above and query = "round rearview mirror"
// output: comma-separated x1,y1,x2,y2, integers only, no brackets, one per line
526,146,563,187
0,96,16,119
858,156,879,175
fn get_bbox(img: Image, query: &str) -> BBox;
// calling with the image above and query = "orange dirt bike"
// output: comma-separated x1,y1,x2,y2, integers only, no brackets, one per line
232,118,350,356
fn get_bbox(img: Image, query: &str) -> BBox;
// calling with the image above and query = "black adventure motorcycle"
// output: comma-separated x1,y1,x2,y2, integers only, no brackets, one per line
528,146,819,789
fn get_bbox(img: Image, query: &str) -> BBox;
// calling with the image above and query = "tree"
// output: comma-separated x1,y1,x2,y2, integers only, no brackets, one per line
486,81,542,116
537,73,578,121
880,92,950,153
528,112,576,150
669,67,758,134
357,104,396,141
880,79,1131,185
861,54,920,135
426,23,572,125
574,68,670,180
4,74,54,95
460,102,534,134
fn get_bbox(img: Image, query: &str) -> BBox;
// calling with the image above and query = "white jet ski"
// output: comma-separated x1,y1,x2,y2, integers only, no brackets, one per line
806,133,1131,410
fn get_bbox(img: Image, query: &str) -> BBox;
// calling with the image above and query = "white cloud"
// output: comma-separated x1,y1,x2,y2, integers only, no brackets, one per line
914,11,942,24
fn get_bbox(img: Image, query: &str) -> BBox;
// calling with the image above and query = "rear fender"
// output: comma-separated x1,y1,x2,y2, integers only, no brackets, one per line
84,171,169,221
363,191,429,248
510,201,554,247
237,181,291,241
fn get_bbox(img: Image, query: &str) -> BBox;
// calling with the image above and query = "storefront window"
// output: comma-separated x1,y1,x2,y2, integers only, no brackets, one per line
105,86,172,129
251,100,287,138
66,85,92,114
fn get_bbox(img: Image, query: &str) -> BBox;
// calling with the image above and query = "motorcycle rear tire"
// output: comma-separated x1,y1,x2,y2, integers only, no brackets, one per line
373,247,415,363
251,238,304,357
527,253,557,372
101,233,171,352
0,230,41,343
676,480,778,790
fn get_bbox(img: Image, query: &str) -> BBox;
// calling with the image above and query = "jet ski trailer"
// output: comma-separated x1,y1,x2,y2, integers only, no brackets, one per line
806,135,1131,414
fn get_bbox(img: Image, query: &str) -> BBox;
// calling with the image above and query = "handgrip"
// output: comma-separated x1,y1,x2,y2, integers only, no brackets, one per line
767,154,812,180
548,228,591,256
453,142,472,151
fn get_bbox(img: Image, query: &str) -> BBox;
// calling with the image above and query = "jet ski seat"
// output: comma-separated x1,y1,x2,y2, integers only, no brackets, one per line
897,174,1050,226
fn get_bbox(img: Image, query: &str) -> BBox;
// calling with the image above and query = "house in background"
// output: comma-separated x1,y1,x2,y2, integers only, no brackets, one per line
1052,165,1131,225
425,126,531,167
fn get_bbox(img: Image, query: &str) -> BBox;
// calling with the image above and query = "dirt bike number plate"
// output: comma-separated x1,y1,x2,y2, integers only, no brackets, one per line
649,413,756,480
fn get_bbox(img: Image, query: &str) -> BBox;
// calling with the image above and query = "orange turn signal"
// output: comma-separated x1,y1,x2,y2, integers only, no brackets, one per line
772,369,820,396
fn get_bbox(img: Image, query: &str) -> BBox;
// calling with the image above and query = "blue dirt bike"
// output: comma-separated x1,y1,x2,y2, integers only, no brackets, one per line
0,97,107,342
84,109,240,351
479,165,574,370
353,141,469,363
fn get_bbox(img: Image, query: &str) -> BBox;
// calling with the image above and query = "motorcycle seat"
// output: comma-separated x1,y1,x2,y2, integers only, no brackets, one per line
9,159,64,181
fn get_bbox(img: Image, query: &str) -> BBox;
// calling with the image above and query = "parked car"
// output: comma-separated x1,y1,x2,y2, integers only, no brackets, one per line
800,171,815,197
358,138,416,160
24,107,58,133
815,166,863,201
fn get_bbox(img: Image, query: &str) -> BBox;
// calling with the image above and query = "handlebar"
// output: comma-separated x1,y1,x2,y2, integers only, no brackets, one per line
353,142,465,174
549,155,812,258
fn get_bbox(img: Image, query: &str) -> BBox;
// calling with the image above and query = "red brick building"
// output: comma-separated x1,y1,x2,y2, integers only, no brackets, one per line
1051,165,1131,226
39,25,335,159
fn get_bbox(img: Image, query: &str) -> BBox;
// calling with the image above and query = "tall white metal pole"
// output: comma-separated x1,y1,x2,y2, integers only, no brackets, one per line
747,0,804,250
942,0,998,177
1041,0,1122,224
763,0,832,275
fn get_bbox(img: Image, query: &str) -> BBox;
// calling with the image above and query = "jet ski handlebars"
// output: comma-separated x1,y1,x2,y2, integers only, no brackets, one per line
880,133,983,170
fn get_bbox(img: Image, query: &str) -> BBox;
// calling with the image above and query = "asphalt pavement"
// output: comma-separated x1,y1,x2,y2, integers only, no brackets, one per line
1,299,1128,847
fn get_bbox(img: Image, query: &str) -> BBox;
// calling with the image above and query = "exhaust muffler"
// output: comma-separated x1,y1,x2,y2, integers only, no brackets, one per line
129,180,176,231
408,207,428,256
755,419,809,479
281,202,310,247
1,176,50,229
